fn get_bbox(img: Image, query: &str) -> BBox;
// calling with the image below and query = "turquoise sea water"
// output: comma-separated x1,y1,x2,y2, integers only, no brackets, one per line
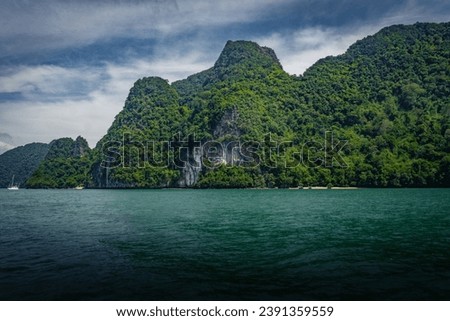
0,188,449,300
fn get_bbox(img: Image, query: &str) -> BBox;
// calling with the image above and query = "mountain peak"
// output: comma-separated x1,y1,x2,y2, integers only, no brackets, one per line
124,76,179,110
46,137,90,159
214,40,282,70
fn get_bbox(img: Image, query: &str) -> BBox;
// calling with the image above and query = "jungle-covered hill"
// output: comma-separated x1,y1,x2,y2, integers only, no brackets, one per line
4,22,449,188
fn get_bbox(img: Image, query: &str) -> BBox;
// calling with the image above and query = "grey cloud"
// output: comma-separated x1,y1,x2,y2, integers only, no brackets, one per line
0,133,14,155
0,65,105,101
0,141,15,155
0,0,449,147
256,0,450,75
1,0,177,55
0,45,214,146
0,0,290,58
0,132,13,144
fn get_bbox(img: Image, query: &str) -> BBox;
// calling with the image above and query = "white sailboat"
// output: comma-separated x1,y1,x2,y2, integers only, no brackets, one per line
7,175,19,190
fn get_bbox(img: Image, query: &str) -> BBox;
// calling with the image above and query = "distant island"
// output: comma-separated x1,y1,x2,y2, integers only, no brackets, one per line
1,22,449,189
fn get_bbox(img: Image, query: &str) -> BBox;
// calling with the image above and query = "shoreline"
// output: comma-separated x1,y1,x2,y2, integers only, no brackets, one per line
9,186,450,190
4,186,362,190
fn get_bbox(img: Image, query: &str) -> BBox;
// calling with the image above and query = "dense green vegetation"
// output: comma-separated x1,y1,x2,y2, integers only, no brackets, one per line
73,22,450,188
0,143,49,187
26,137,92,188
294,23,450,187
91,77,184,187
4,22,449,188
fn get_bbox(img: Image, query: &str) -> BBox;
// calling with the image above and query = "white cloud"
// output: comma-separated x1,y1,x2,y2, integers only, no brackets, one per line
105,51,212,85
255,1,450,76
0,47,213,147
255,25,378,75
0,141,14,155
0,65,103,99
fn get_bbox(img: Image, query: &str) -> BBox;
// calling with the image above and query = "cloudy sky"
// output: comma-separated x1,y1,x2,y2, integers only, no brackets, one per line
0,0,449,150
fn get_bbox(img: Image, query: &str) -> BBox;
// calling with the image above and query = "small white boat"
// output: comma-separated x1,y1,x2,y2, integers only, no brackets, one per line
74,186,84,190
7,175,19,190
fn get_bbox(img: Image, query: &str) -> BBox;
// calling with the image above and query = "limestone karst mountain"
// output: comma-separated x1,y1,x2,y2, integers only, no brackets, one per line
6,22,449,188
